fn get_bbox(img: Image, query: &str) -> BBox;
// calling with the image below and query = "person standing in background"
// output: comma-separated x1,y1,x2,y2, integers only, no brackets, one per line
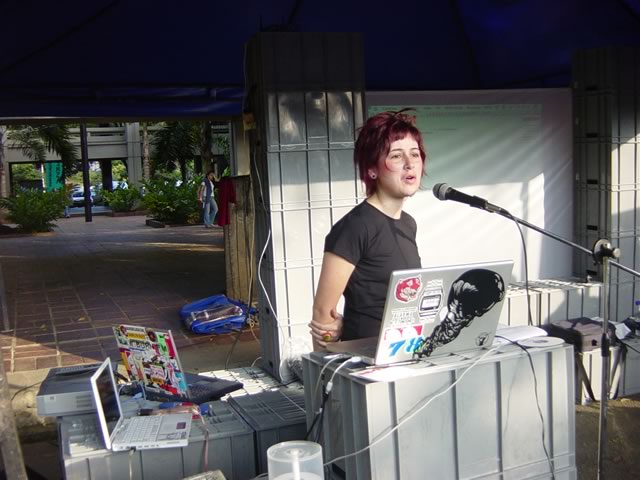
63,182,74,218
198,170,220,228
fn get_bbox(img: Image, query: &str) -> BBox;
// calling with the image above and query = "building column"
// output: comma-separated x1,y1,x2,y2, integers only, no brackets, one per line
0,126,8,198
245,32,365,381
125,123,143,187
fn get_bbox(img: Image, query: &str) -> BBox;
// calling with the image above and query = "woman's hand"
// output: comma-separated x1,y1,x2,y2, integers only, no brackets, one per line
309,309,343,348
311,252,354,350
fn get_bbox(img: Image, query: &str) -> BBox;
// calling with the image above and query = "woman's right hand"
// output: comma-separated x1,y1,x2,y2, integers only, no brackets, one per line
309,309,344,347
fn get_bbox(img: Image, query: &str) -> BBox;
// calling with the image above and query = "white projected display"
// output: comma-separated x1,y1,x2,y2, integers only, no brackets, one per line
367,89,573,281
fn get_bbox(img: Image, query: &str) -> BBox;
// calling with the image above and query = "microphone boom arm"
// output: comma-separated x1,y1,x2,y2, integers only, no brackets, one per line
495,211,634,274
493,208,638,480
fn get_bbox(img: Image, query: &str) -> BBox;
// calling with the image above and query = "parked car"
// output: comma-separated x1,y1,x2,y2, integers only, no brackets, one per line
71,187,95,207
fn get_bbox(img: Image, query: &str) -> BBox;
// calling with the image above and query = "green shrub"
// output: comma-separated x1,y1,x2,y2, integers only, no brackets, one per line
0,188,67,232
141,174,201,224
102,186,141,212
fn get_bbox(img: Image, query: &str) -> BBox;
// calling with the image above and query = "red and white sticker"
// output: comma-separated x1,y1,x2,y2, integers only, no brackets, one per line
394,275,423,303
383,324,424,341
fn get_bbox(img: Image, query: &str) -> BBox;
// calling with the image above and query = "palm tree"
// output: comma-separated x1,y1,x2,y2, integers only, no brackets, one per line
6,124,78,177
151,121,199,182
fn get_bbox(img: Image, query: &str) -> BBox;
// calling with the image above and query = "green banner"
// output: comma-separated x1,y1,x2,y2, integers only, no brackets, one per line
44,162,64,191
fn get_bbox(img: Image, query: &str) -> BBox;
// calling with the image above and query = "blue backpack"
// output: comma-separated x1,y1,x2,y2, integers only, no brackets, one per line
180,294,256,334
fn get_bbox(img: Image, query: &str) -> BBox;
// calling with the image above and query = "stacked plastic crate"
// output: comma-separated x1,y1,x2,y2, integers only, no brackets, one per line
498,278,602,327
244,32,366,381
573,47,640,323
227,389,307,475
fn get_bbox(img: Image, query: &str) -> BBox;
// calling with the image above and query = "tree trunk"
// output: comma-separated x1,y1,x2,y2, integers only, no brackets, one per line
142,123,151,180
100,160,114,191
179,161,187,183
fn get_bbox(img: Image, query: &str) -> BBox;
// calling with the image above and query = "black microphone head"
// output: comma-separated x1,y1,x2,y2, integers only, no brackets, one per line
432,183,450,201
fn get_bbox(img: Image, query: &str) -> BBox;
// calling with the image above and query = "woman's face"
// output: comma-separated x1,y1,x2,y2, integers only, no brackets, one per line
369,136,423,199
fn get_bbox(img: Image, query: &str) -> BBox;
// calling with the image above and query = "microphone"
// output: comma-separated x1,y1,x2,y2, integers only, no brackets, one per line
432,183,509,215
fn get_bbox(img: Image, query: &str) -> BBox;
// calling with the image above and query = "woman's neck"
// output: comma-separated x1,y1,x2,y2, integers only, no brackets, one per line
366,192,405,219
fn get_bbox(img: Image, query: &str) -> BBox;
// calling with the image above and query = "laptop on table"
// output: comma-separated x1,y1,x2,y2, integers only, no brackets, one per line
90,357,192,451
113,324,242,403
327,260,513,365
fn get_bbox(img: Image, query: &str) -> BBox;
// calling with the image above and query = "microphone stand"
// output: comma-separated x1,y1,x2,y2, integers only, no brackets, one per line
493,209,640,479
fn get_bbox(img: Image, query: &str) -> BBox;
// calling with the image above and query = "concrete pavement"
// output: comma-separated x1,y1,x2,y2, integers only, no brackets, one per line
0,214,260,436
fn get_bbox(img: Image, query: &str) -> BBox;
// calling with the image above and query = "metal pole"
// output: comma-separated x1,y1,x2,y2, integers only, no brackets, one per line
0,348,28,479
597,256,611,479
80,124,92,222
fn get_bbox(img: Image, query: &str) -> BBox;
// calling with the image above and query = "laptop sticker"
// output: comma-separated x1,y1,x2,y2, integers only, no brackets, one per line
419,280,445,322
394,275,423,303
381,324,425,360
415,269,505,358
113,325,189,397
391,306,419,326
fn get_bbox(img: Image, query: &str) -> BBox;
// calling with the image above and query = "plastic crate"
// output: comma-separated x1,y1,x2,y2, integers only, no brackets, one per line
58,401,256,480
500,279,602,327
205,366,302,398
303,344,577,479
227,389,307,474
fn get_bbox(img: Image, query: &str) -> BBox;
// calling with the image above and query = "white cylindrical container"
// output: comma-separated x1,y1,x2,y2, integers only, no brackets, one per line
267,440,324,480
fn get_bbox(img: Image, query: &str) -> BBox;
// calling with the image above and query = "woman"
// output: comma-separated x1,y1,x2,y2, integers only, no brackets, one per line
310,109,426,350
198,170,219,228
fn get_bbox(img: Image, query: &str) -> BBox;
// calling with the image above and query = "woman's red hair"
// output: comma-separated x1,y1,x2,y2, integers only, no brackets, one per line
354,109,426,196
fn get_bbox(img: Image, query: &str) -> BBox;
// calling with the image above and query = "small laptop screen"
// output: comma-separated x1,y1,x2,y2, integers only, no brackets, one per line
95,364,120,438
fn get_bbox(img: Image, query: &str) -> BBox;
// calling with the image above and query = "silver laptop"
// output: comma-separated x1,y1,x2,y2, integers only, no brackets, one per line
90,357,193,452
327,260,513,365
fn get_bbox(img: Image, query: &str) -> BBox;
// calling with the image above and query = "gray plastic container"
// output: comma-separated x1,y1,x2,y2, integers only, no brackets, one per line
59,401,256,480
303,344,577,479
228,389,307,474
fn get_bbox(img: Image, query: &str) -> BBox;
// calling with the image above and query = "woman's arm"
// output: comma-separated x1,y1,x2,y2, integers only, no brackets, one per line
311,252,355,351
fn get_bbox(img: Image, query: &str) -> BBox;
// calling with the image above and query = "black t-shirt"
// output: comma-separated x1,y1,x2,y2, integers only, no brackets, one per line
324,201,422,340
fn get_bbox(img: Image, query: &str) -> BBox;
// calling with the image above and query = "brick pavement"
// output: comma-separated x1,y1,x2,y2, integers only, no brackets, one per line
0,215,258,373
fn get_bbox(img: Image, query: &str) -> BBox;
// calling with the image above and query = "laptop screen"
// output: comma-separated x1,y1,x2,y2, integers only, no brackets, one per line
91,358,122,448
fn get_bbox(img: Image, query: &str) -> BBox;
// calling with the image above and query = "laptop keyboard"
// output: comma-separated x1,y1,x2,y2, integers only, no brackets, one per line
120,415,161,443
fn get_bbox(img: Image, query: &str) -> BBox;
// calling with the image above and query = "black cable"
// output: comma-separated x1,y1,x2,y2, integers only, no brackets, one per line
314,394,327,444
223,315,252,370
306,389,330,442
304,409,322,441
11,380,42,402
495,335,556,480
510,215,534,326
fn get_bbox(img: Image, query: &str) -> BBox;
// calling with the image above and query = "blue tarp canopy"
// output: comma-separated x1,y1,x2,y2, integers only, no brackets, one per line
1,0,639,121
